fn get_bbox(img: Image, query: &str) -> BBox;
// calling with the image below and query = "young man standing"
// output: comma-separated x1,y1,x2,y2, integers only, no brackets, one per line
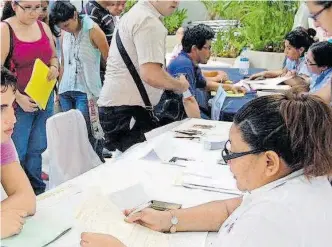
98,0,189,152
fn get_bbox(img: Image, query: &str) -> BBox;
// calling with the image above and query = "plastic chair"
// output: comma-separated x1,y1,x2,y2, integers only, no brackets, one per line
46,109,102,189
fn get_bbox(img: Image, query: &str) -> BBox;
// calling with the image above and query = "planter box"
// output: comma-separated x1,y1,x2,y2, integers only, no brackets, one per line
166,35,178,53
242,50,285,70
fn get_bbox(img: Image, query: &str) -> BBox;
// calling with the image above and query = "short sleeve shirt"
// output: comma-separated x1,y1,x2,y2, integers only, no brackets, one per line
310,68,332,93
215,170,332,247
167,51,207,95
1,139,18,166
98,0,167,107
284,57,311,77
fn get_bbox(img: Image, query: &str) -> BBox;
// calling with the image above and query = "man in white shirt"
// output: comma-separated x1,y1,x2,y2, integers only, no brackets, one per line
98,0,189,152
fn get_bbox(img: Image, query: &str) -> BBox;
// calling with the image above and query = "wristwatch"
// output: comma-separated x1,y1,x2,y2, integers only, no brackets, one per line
169,210,178,233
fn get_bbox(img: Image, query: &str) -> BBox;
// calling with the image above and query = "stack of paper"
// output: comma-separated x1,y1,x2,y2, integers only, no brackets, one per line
244,76,292,91
24,59,57,110
176,162,242,195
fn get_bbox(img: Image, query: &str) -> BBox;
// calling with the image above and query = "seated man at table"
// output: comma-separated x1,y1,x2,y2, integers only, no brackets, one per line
166,24,245,119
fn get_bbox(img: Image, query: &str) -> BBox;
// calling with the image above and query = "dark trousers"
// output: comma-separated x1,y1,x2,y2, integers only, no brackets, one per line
99,106,157,152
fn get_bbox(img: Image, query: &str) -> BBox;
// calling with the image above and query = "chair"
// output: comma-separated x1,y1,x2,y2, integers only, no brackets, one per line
46,109,102,189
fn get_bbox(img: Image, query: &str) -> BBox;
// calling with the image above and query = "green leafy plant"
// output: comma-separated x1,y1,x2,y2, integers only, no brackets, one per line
122,1,187,35
212,29,246,58
163,9,188,35
203,0,298,57
239,1,298,52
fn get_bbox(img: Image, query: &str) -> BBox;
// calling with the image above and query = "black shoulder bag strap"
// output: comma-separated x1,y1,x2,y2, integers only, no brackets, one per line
115,31,153,110
2,21,14,70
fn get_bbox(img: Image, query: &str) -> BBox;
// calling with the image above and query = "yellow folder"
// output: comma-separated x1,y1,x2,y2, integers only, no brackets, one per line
24,59,56,110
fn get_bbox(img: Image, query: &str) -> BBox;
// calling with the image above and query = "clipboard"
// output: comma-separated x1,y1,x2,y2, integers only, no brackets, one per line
24,59,56,110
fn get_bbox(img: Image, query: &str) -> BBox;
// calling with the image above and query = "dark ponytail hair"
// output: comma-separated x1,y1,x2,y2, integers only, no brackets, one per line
49,0,76,37
309,41,332,68
234,93,332,177
1,1,16,21
285,27,317,56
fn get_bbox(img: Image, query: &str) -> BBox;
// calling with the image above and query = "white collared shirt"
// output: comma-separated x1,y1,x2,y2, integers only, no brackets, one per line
215,170,332,247
98,0,167,107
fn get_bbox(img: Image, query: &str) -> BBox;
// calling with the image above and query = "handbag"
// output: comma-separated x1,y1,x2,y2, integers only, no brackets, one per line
155,90,186,126
115,31,160,127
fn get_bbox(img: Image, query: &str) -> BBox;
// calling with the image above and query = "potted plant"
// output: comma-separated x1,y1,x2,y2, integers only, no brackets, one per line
203,0,298,70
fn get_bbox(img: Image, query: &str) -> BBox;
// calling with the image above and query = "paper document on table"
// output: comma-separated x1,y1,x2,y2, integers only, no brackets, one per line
1,208,73,247
183,161,231,179
245,76,293,86
151,133,200,164
76,195,169,247
176,164,242,195
181,175,241,195
249,84,290,91
109,184,151,211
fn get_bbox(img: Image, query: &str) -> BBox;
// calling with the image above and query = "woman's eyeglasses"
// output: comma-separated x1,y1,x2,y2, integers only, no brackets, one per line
221,140,266,163
15,2,43,14
309,4,330,21
304,53,317,66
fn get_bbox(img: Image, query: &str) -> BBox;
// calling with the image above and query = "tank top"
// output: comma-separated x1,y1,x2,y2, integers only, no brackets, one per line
10,21,53,93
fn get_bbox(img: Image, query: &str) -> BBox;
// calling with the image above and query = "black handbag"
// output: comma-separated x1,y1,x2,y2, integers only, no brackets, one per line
115,31,160,128
155,90,186,126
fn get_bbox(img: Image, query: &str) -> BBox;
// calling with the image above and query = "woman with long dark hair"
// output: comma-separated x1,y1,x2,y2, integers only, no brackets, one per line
1,0,59,195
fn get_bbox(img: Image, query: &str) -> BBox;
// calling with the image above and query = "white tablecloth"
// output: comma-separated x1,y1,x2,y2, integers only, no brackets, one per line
37,119,238,247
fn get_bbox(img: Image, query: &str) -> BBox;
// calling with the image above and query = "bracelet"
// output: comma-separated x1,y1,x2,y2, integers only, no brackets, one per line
168,210,178,233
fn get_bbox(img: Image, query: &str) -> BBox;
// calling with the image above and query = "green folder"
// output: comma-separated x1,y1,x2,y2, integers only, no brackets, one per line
1,209,73,247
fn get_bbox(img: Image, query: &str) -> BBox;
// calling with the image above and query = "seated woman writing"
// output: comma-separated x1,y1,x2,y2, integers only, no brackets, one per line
80,93,332,247
305,41,332,93
1,67,36,239
250,27,317,84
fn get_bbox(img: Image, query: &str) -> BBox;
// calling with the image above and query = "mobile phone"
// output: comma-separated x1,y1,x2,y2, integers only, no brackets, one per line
150,200,182,211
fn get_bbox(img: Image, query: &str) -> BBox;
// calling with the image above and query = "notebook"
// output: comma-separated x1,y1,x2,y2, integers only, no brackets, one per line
24,59,56,110
1,208,73,247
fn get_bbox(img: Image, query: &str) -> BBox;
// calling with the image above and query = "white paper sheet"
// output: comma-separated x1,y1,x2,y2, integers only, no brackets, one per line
109,184,151,211
76,195,170,247
245,76,293,86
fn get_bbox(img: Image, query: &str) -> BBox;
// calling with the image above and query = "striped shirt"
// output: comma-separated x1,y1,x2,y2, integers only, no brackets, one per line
83,1,115,45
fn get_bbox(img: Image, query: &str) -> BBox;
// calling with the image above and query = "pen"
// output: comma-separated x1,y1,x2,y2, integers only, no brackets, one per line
41,227,72,247
128,201,153,217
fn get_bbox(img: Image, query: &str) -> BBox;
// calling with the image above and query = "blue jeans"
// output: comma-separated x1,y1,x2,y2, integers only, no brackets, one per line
59,91,104,161
12,93,54,195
